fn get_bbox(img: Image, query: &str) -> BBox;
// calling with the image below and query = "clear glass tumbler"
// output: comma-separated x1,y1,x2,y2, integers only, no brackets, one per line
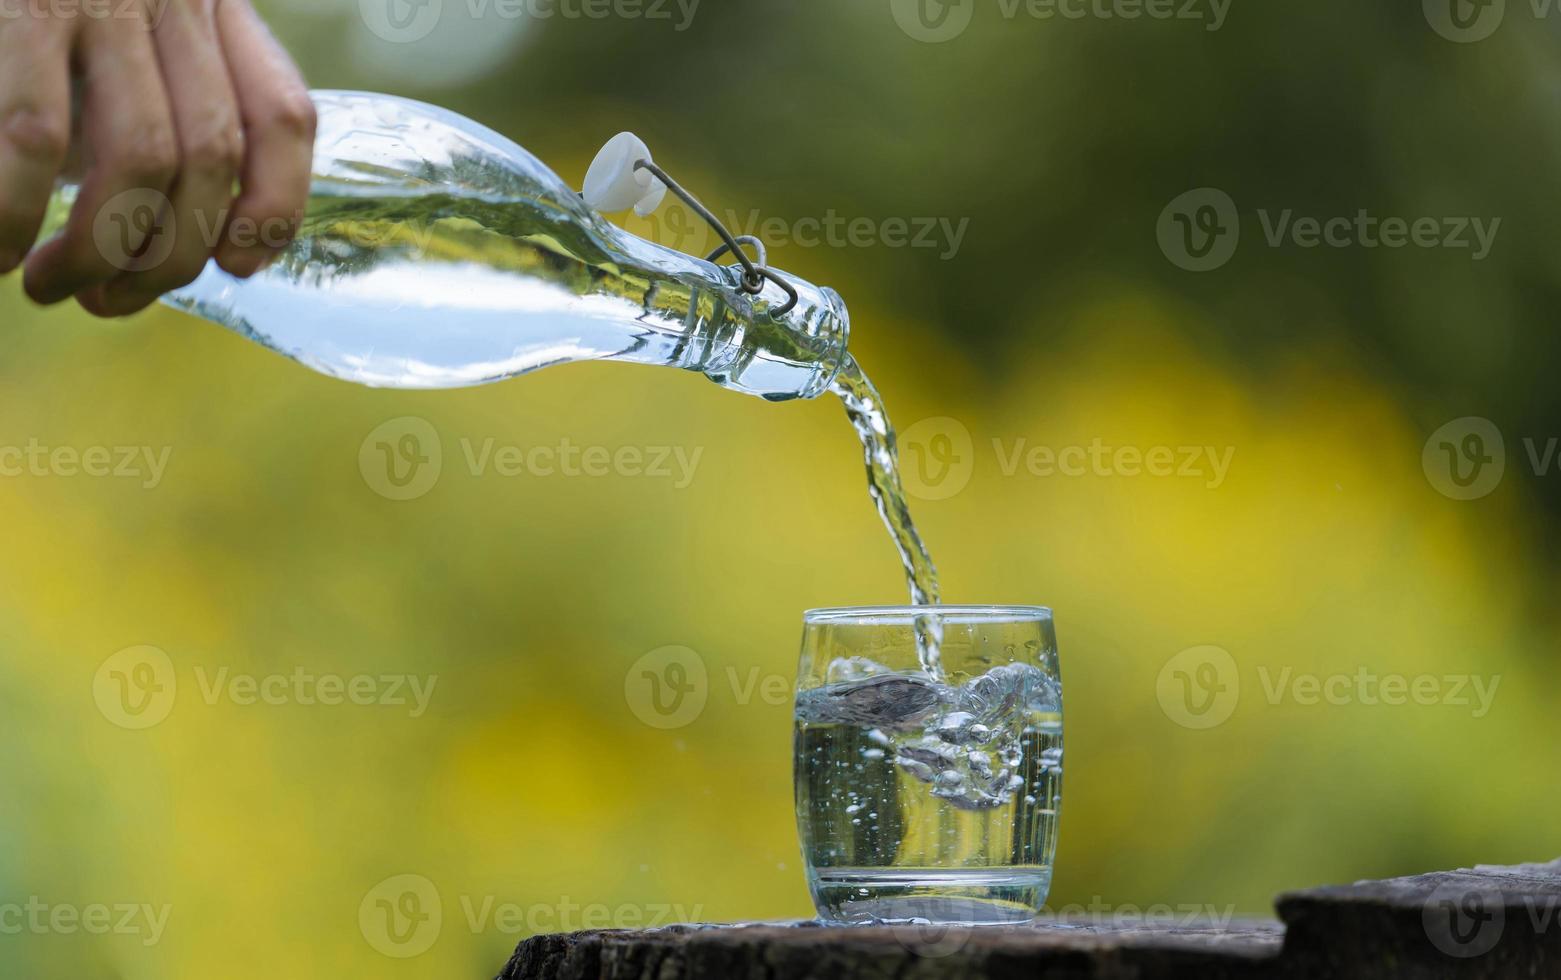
794,606,1062,925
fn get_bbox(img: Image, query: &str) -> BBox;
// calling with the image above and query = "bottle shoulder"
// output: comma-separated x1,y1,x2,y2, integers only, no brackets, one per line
309,91,597,227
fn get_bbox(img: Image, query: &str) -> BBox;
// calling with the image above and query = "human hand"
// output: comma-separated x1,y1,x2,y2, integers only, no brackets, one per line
0,0,316,316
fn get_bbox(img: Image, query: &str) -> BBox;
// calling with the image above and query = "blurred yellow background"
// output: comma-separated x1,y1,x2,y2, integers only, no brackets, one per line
4,1,1560,976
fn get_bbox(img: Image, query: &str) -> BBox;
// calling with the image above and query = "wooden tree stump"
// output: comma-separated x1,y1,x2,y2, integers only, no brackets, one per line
498,860,1561,979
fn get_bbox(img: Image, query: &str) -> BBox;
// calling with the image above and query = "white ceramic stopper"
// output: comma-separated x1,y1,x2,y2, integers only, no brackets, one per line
583,132,668,217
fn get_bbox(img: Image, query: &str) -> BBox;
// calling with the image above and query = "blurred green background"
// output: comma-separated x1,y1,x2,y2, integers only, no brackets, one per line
4,0,1561,975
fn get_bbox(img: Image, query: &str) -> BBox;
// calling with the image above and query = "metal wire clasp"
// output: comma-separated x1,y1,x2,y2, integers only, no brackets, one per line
633,160,800,317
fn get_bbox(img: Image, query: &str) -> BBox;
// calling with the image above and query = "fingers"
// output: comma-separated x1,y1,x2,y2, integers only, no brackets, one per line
89,0,244,316
215,0,315,278
0,12,73,275
8,0,312,316
24,9,179,309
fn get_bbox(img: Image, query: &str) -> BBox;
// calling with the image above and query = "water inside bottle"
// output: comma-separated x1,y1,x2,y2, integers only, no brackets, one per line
165,188,845,401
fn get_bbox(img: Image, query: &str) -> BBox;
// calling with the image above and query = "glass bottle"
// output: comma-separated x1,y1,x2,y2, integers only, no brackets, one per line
42,91,849,401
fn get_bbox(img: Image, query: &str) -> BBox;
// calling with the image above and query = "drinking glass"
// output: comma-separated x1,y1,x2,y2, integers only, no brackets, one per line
793,606,1062,925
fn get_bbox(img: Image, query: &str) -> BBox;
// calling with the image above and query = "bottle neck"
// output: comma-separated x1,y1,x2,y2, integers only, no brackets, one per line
601,224,850,402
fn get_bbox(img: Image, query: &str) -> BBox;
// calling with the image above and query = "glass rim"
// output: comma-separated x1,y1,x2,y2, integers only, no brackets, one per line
803,604,1052,626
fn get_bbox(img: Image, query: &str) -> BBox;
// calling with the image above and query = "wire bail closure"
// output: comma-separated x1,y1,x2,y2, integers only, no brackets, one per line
633,160,800,317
